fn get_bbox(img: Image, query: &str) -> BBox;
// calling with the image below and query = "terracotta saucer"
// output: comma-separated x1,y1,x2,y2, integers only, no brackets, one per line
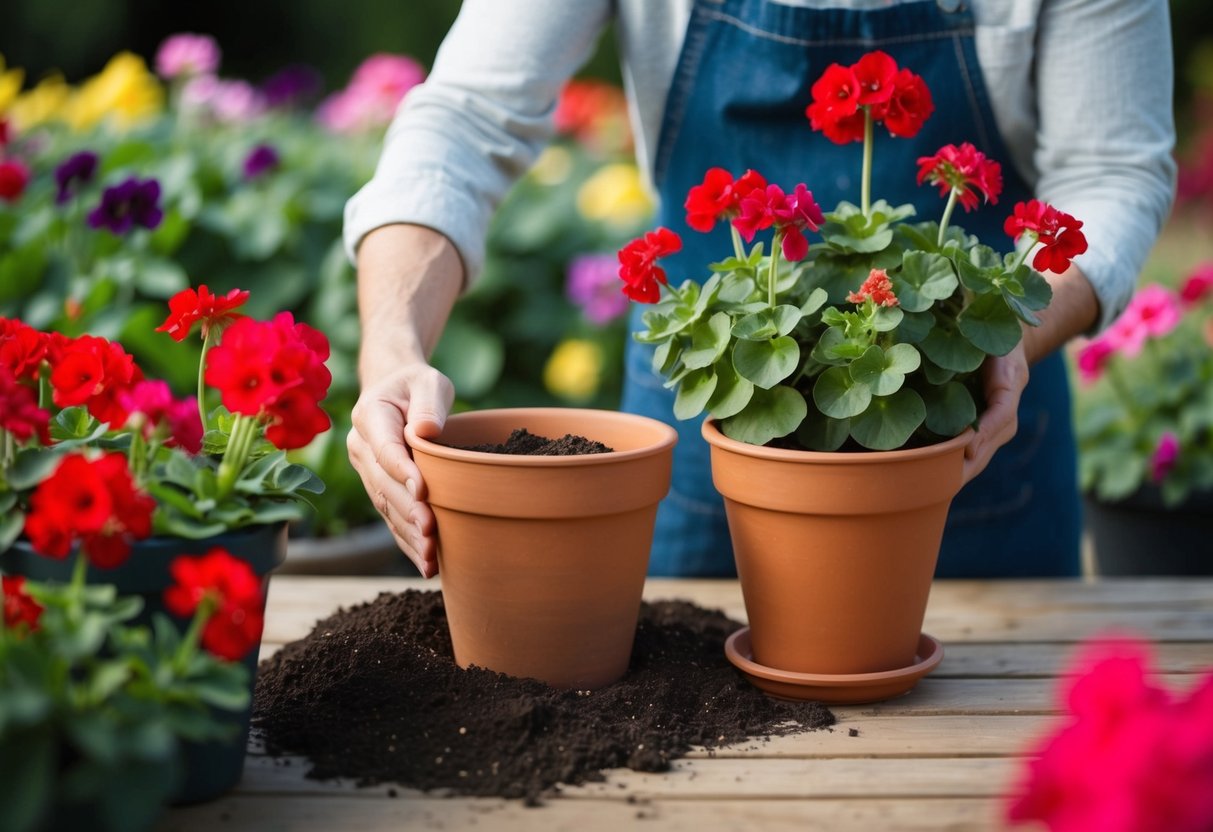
723,628,944,705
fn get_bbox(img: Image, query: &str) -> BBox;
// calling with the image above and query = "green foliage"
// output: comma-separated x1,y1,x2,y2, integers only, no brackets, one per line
0,572,248,832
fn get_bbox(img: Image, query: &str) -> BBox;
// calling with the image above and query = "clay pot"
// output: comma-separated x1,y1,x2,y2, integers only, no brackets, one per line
406,407,677,690
702,419,968,677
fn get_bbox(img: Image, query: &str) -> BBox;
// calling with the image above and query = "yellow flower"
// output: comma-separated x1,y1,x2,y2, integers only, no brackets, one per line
530,145,573,186
7,74,71,131
575,163,654,227
0,55,24,113
543,339,604,402
65,52,163,131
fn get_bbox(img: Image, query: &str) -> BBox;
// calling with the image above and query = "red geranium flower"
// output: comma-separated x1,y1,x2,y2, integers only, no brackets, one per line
684,168,770,233
618,227,682,304
265,386,332,450
733,184,788,242
0,367,49,444
879,69,934,138
771,183,824,262
156,285,250,342
0,159,30,203
2,576,43,632
852,50,898,106
916,142,1004,212
165,547,265,660
23,452,154,567
847,268,900,307
1004,200,1089,274
1179,264,1213,306
0,318,50,381
47,335,143,427
806,63,867,145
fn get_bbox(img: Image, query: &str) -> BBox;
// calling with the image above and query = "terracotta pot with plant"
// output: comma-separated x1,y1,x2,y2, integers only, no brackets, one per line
0,285,332,827
406,407,676,691
617,50,1088,703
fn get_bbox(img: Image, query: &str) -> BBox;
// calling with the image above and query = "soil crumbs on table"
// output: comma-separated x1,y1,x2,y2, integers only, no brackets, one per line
253,590,834,805
454,428,613,455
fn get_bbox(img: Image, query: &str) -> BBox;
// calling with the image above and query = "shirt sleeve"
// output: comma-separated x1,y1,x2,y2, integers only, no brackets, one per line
1032,0,1177,333
342,0,613,285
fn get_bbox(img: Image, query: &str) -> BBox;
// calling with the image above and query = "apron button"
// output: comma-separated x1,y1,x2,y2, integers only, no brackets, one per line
937,0,964,12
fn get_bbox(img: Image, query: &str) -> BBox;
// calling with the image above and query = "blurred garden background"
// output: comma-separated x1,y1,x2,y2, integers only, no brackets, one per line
2,0,1212,566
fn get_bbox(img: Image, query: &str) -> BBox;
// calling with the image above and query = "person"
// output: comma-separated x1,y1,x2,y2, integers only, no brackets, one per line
344,0,1176,580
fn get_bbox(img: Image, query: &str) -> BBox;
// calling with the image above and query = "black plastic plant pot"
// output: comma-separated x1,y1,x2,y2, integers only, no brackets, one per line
1084,487,1213,576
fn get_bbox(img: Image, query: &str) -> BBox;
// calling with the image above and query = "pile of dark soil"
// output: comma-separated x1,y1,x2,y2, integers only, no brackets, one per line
454,428,613,456
253,591,834,804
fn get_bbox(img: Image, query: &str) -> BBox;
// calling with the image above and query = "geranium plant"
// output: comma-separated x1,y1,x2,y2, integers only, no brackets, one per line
0,285,330,556
1073,266,1213,505
0,547,270,832
618,50,1086,450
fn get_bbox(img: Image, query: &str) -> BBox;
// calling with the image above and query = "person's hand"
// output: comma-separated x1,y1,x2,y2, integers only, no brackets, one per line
347,364,454,578
962,340,1029,485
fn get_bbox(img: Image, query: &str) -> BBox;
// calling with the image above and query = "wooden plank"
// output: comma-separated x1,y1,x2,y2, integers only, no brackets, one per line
159,795,1005,832
937,641,1213,677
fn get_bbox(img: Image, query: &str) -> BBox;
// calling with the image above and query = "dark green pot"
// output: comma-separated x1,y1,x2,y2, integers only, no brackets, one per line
1,522,287,805
1085,486,1213,576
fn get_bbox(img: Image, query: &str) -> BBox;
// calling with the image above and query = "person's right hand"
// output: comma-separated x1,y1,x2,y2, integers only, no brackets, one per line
347,364,454,578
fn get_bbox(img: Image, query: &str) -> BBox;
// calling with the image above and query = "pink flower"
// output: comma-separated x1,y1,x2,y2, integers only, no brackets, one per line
119,380,203,453
1007,638,1213,832
916,142,1003,212
1075,337,1116,385
1179,263,1213,306
155,33,221,80
317,54,425,134
1149,432,1180,483
566,254,630,325
1103,285,1182,358
179,76,266,123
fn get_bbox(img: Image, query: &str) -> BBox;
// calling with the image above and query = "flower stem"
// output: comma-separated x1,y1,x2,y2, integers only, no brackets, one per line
1010,232,1037,274
768,234,782,309
1,429,14,472
197,328,214,433
937,189,959,247
216,413,255,499
174,594,217,675
1106,359,1146,427
861,108,874,218
730,225,746,261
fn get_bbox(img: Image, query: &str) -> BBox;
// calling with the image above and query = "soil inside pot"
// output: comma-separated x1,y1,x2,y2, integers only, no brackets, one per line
454,428,613,455
253,590,834,804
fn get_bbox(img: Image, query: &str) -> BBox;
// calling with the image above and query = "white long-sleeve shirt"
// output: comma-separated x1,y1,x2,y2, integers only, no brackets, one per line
344,0,1176,333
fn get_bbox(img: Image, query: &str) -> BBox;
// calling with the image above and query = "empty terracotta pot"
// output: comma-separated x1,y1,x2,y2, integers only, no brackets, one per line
702,419,969,676
406,408,677,690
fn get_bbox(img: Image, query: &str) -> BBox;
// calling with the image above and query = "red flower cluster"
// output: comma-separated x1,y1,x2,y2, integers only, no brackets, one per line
0,317,49,381
733,182,824,262
847,268,900,307
48,334,143,428
617,227,683,303
0,159,30,203
916,142,1004,212
164,547,265,661
1004,200,1089,274
22,452,155,568
806,50,933,144
155,284,250,342
0,367,48,443
203,312,332,449
684,168,767,233
2,575,43,632
1007,638,1213,832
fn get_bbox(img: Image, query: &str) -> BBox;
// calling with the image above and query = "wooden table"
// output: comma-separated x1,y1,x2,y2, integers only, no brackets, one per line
159,576,1213,832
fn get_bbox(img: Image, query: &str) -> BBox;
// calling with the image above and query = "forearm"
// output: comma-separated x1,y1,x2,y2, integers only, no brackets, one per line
1022,264,1099,366
355,224,464,384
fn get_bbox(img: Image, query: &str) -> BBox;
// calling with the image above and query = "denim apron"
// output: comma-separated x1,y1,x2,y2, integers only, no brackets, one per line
621,0,1081,578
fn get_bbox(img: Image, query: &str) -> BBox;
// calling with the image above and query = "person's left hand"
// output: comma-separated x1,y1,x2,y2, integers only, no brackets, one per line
962,340,1029,485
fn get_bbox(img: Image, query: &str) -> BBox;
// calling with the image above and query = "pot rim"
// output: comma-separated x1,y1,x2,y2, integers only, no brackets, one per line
701,418,972,463
405,407,678,468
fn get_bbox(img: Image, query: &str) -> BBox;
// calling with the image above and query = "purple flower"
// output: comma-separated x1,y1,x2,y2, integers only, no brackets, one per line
1149,432,1180,483
87,177,163,235
54,151,100,205
155,33,221,80
261,65,323,109
243,144,280,180
567,253,630,325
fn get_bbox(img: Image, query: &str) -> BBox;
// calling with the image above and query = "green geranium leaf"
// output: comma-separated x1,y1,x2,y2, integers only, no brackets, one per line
814,365,873,419
850,343,921,397
718,274,758,304
810,326,866,364
799,286,829,317
707,360,755,420
955,250,1001,294
871,305,904,333
921,356,956,385
849,388,926,450
922,381,978,437
920,325,987,373
732,305,802,341
732,336,799,389
651,337,681,375
682,312,733,370
7,448,63,490
0,509,23,551
796,409,850,452
154,512,229,539
721,384,807,445
893,251,958,313
958,292,1023,356
674,368,718,420
248,501,308,525
895,309,935,344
